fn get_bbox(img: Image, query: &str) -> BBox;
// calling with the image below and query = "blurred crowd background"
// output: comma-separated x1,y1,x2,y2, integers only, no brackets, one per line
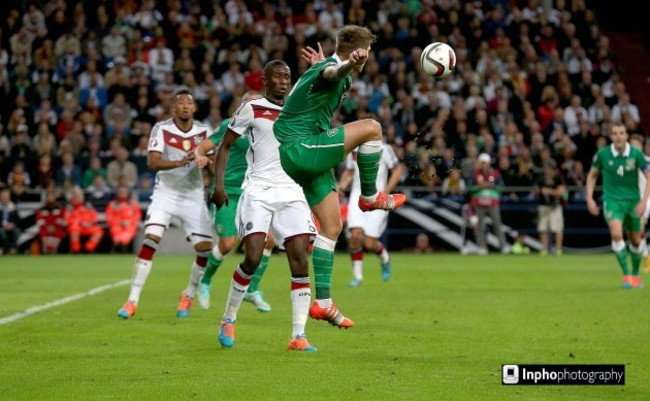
0,0,647,254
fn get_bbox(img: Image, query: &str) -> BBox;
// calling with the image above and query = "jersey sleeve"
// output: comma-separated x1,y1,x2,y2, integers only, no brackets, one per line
148,122,165,153
227,102,254,137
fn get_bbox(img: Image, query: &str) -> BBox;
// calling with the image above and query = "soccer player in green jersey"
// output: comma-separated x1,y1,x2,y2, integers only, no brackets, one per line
273,26,407,328
194,91,273,312
586,123,650,288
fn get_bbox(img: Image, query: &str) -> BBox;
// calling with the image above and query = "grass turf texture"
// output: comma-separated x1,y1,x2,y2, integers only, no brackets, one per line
0,253,648,400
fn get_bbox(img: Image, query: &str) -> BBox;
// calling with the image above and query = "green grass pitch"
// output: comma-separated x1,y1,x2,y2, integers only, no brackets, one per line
0,253,648,400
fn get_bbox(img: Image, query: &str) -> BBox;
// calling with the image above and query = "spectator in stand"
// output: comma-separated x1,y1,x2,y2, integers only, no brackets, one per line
468,153,510,254
105,185,142,253
86,175,111,201
611,92,641,127
441,168,467,203
36,191,68,254
107,147,138,189
0,189,20,254
66,187,104,254
7,160,32,189
55,151,82,187
535,164,566,256
82,156,107,189
34,154,55,189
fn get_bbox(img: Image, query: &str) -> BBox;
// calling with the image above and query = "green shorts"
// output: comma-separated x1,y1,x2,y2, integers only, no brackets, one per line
603,199,642,232
278,127,345,207
211,193,240,238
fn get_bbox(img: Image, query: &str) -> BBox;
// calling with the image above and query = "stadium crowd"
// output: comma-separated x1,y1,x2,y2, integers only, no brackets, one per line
0,0,644,254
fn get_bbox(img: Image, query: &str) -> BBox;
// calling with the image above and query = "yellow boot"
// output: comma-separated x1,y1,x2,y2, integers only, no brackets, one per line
643,255,650,273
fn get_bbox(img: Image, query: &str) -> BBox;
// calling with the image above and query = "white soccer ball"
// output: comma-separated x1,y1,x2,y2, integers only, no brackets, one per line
420,42,456,78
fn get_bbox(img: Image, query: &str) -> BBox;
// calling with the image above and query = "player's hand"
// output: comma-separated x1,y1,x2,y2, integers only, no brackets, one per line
634,201,646,218
349,48,368,66
301,42,325,65
586,198,600,216
209,189,229,210
180,152,195,167
195,152,212,169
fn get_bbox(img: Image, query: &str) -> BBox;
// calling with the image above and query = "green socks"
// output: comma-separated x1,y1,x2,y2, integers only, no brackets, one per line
248,253,270,293
356,149,381,197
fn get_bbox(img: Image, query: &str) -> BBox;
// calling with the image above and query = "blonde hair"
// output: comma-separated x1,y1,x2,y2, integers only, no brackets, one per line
335,25,376,58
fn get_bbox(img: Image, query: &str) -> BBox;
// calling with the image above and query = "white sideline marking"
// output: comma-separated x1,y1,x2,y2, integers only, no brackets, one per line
0,279,130,325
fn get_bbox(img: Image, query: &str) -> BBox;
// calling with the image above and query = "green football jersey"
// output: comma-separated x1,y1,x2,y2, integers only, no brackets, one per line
207,118,249,195
592,144,647,201
274,56,352,143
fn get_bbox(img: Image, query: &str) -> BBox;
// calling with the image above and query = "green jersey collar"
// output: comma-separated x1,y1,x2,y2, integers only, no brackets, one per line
610,142,630,157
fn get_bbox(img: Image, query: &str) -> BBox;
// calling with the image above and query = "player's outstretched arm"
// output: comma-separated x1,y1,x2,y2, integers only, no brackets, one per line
210,129,238,209
385,164,404,194
321,48,368,82
147,151,195,172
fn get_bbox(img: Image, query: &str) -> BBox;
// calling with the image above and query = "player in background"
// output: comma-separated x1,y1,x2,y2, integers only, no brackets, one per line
586,123,650,289
273,28,406,329
117,88,213,319
338,142,403,287
200,60,318,351
193,91,273,313
628,134,650,272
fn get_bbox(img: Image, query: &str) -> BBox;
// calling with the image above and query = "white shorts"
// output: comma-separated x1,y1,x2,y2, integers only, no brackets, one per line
346,191,389,238
236,184,316,245
537,205,564,233
145,192,213,245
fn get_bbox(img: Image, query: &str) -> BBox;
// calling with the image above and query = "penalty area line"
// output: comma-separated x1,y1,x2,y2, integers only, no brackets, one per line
0,279,130,326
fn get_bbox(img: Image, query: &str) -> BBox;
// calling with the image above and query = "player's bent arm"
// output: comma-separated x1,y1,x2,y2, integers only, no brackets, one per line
321,51,364,82
585,167,600,204
194,139,216,168
640,170,650,210
209,130,238,209
147,151,194,171
385,164,404,194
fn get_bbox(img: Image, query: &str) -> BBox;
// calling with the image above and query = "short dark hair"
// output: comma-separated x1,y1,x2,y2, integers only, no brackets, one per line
172,88,193,103
264,60,289,76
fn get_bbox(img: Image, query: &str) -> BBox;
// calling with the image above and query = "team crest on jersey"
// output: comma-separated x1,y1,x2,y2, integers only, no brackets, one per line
626,158,636,171
326,128,338,137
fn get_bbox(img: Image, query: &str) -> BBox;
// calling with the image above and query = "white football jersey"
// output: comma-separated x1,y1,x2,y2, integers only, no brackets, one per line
346,143,400,197
228,97,298,187
148,118,209,198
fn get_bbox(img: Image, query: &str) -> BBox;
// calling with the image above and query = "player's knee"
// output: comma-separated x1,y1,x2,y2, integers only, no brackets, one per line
220,237,237,253
363,119,382,140
194,241,213,253
144,233,161,243
363,237,377,250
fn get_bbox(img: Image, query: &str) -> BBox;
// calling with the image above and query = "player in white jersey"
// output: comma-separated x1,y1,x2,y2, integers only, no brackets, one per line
630,134,650,271
118,89,214,320
338,142,403,287
197,60,318,351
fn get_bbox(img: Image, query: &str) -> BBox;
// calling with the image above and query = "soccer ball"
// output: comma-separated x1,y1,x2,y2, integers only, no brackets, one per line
420,42,456,78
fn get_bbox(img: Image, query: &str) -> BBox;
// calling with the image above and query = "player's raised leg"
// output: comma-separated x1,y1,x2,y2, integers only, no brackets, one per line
341,120,406,212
